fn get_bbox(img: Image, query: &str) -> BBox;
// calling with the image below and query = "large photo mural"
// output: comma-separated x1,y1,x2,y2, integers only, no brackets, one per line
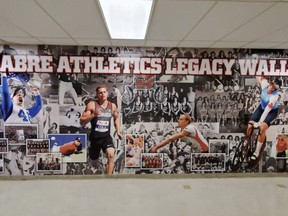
0,44,287,176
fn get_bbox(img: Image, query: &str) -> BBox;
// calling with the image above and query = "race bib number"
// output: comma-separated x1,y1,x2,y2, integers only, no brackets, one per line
95,120,109,132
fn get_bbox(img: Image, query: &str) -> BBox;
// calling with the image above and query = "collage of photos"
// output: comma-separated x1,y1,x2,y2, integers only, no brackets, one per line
0,45,288,176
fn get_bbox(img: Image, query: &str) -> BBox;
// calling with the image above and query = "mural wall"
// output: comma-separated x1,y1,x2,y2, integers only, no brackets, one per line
0,44,287,176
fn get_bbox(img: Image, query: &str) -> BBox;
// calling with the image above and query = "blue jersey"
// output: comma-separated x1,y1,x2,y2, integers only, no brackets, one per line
1,76,42,123
260,86,278,110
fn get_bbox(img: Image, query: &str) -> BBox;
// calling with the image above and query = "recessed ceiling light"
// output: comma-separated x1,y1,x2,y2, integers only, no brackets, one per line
99,0,154,39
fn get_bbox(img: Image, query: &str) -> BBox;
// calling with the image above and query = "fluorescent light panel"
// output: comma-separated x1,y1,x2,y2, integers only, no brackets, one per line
99,0,153,39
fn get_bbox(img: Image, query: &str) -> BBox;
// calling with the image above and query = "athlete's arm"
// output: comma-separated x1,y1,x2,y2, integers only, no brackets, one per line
80,101,96,126
150,130,190,152
256,74,269,89
28,91,42,117
259,95,279,123
112,103,122,140
1,74,13,121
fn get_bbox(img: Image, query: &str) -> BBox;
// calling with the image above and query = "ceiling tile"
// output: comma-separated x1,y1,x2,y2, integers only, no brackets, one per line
241,41,283,49
223,2,288,41
273,43,288,49
36,0,109,39
185,1,273,40
147,0,215,40
0,38,7,44
257,26,288,42
210,41,249,48
178,40,215,48
37,38,77,45
0,0,69,37
0,37,42,45
145,40,179,47
75,38,111,46
0,18,29,37
111,39,145,47
0,0,287,49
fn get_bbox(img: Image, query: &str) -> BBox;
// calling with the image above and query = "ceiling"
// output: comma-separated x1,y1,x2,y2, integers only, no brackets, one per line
1,0,288,49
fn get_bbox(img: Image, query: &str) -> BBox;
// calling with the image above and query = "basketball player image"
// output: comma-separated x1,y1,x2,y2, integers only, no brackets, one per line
1,73,42,123
80,85,122,175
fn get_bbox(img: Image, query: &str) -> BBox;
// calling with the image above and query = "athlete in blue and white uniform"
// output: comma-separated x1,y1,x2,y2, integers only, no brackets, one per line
80,85,122,175
248,74,281,160
1,73,42,123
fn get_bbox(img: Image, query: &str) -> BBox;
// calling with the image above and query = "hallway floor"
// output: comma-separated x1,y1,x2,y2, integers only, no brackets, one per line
0,174,288,216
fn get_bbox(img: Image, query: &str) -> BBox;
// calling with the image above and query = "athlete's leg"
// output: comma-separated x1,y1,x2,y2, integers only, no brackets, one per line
89,141,101,169
251,122,268,159
246,120,255,137
58,81,69,105
105,147,115,175
68,85,80,105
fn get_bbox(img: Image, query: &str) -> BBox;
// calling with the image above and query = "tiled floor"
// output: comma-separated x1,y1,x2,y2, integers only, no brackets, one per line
0,175,288,216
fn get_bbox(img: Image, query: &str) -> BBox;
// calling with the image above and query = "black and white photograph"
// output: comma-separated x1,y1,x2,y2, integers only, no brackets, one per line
4,124,38,145
0,145,36,176
63,162,103,175
194,122,220,138
0,154,4,173
191,153,226,172
36,153,62,172
59,105,85,134
273,105,288,125
42,105,59,137
0,138,8,153
209,139,229,156
26,139,50,156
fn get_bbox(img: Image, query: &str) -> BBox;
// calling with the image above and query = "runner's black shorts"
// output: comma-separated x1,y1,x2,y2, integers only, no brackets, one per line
89,135,114,160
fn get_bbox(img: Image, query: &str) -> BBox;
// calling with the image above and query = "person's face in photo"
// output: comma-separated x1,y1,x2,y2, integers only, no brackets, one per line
97,88,108,101
13,90,25,106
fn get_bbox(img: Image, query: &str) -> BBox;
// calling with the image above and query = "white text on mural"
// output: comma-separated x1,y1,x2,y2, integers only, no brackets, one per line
1,55,288,76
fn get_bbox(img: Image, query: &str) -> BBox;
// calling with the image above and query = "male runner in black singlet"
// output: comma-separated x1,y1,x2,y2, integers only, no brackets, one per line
80,85,122,175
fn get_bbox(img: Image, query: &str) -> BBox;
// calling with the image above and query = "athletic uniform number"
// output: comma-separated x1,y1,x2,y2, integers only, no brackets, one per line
18,109,29,122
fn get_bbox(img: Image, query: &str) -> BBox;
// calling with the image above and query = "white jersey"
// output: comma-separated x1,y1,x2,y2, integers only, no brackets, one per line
5,104,31,123
182,124,209,152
